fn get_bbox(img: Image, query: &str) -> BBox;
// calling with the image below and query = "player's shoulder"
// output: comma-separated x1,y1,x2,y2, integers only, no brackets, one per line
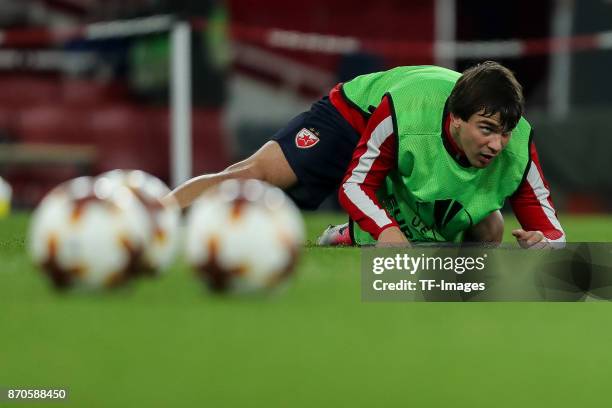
386,65,460,87
514,116,532,139
503,116,532,163
385,66,459,106
386,65,460,77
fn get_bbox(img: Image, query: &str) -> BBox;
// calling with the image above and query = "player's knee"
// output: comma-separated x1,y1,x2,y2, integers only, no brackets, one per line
489,213,504,243
482,211,504,244
223,158,281,188
223,160,264,180
242,142,297,188
221,142,297,189
466,210,504,244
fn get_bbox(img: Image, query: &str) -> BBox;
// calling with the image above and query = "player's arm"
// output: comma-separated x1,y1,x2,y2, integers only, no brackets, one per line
337,95,407,246
510,141,566,248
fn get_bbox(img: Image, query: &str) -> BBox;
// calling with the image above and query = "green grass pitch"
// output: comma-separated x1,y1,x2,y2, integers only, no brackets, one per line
1,212,611,407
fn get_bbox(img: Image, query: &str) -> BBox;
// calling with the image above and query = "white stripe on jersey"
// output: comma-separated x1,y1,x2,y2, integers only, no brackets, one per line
347,116,394,184
342,115,394,228
525,161,566,243
342,183,393,228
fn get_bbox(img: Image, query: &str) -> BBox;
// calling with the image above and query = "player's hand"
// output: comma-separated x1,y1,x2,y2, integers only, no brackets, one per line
511,229,549,249
376,226,410,247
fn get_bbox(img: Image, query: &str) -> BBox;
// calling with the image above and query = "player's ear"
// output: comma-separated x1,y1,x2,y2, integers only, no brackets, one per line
449,112,462,129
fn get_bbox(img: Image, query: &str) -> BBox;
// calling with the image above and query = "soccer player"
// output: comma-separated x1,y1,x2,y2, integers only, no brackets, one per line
167,61,565,248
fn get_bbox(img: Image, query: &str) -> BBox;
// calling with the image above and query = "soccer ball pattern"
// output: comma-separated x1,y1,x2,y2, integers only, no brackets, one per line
97,170,181,274
28,177,151,290
185,179,305,293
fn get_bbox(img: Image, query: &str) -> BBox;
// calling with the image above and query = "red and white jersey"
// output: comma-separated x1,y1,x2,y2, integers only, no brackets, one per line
331,88,566,243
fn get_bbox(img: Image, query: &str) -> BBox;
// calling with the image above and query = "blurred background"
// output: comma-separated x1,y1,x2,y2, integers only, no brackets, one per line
0,0,610,213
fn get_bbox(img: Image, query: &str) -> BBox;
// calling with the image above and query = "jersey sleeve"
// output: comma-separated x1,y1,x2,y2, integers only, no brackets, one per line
337,95,399,239
510,141,566,243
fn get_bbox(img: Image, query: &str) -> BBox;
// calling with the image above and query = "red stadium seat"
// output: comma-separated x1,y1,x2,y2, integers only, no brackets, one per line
62,80,129,107
192,108,231,174
89,104,169,179
0,75,62,109
18,105,96,144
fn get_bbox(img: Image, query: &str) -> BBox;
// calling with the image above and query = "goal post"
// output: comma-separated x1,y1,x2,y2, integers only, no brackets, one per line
170,21,193,188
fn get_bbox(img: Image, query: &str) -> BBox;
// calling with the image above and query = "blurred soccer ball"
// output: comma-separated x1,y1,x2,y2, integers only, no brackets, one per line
185,179,305,294
0,176,12,218
28,176,151,290
97,170,181,274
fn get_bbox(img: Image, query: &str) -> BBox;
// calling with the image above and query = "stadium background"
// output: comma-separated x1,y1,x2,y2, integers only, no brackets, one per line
1,1,611,406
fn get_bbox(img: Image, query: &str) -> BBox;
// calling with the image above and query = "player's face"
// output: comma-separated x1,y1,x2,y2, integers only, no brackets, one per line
451,111,511,168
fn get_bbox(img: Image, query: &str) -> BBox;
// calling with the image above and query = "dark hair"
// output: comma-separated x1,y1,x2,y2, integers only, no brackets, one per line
448,61,524,133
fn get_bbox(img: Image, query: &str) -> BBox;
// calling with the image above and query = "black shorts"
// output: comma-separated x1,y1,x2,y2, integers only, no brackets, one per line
272,96,360,209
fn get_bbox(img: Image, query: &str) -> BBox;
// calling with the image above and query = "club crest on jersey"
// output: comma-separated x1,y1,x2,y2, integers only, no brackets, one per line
295,128,320,149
